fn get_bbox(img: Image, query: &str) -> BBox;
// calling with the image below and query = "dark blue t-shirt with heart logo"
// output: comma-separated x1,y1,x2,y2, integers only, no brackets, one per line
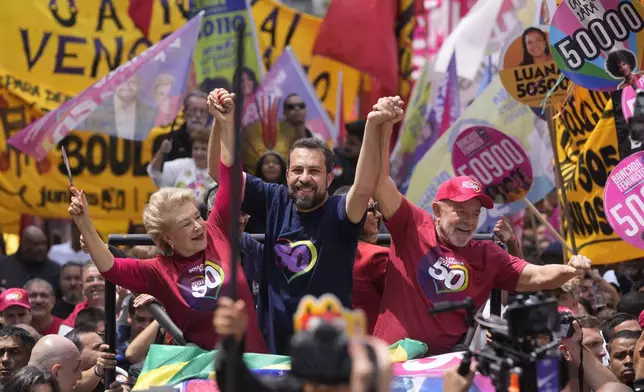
242,172,364,354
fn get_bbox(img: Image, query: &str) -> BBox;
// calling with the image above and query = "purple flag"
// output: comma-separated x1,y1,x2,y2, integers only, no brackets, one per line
413,53,461,165
8,12,204,161
398,54,460,194
241,47,335,143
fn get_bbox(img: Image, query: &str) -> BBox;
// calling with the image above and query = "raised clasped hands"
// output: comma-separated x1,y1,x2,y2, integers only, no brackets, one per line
368,96,404,127
207,88,235,125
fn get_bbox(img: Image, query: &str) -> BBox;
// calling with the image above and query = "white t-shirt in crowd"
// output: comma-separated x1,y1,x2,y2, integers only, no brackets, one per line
147,158,214,202
48,242,92,266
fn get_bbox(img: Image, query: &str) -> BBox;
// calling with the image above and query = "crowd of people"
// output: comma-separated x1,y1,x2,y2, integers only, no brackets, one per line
0,88,643,392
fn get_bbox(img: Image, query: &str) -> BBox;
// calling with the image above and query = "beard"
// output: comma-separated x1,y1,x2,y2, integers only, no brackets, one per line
438,220,473,247
288,181,326,209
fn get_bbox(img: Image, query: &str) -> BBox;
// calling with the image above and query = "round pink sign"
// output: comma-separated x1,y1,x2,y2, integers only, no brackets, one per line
451,126,533,205
604,151,644,249
622,77,644,122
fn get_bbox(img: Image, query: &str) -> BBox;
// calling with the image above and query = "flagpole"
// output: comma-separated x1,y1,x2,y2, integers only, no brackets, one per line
545,105,578,257
226,17,246,392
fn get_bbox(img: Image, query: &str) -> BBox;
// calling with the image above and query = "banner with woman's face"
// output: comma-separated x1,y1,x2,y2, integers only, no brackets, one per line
549,0,644,91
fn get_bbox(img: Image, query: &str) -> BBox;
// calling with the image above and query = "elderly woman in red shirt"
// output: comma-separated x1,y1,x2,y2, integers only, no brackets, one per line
67,90,266,352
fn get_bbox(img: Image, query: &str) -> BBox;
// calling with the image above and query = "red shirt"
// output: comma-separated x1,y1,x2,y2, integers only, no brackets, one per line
37,316,64,335
352,242,388,334
63,300,90,327
373,197,528,355
103,162,267,353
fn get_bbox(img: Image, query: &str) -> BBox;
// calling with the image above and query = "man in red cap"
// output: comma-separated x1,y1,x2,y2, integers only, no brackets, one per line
371,110,593,355
0,288,32,326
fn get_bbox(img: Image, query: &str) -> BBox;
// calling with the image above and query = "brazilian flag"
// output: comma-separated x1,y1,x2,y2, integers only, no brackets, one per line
133,339,427,390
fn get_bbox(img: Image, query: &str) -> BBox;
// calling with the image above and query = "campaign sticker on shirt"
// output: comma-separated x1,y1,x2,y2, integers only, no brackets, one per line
604,151,644,249
274,238,318,283
451,126,533,204
549,0,644,91
499,26,569,108
177,260,226,311
417,247,470,302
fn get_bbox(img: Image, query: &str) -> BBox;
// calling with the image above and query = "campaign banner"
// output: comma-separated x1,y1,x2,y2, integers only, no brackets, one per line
240,47,335,173
250,0,359,129
192,0,263,93
604,151,644,249
8,14,203,160
391,55,459,194
390,63,434,190
499,26,569,108
0,87,171,232
405,76,556,231
452,126,533,204
0,1,189,113
555,87,644,263
549,0,644,91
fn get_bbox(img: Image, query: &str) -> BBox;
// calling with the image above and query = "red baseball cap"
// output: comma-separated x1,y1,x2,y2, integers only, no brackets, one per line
0,288,31,312
435,176,494,209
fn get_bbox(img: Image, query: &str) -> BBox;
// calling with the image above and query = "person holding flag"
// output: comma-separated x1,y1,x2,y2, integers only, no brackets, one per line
370,99,594,355
67,90,267,353
209,88,403,354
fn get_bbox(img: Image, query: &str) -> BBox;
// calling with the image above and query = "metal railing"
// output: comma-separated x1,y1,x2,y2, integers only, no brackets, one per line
104,232,501,385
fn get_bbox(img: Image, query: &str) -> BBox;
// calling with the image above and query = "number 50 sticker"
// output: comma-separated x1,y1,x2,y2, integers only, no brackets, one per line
605,151,644,249
549,0,644,91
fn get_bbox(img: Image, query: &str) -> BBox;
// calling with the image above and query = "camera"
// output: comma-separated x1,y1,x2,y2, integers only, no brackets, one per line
434,293,570,392
289,294,377,389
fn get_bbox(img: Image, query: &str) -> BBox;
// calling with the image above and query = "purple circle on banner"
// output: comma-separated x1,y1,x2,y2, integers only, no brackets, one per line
604,151,644,249
451,126,533,205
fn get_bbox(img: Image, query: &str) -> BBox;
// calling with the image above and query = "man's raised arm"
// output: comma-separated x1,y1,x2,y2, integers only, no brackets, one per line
373,98,404,220
345,97,402,223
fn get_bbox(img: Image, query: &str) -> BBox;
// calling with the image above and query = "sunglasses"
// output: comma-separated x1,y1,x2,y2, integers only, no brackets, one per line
367,202,378,213
286,102,306,111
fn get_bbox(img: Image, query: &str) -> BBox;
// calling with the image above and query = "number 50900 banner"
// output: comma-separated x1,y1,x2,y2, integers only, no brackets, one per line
549,0,644,91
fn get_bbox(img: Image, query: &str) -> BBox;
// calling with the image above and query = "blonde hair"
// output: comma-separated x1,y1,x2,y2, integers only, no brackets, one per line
143,188,198,253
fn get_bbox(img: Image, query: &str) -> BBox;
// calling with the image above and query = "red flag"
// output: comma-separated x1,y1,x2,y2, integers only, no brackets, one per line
128,0,155,38
313,0,399,96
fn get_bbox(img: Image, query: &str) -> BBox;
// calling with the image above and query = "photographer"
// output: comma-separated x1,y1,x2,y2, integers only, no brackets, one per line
213,297,392,392
560,320,620,392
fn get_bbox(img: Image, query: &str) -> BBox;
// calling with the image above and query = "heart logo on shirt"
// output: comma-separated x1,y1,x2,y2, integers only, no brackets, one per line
274,239,318,283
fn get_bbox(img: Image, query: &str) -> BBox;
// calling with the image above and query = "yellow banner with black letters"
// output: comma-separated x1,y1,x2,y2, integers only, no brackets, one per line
0,1,188,234
0,0,361,234
249,0,360,120
555,87,644,264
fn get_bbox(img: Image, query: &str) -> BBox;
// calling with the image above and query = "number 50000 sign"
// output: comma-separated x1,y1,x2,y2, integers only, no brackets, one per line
455,139,525,185
609,188,644,237
554,2,644,70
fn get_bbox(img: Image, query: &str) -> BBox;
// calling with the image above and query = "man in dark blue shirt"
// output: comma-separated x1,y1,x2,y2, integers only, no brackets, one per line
208,89,403,354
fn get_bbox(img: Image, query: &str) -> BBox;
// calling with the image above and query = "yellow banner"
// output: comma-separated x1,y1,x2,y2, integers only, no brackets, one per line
0,88,168,233
0,1,188,112
554,88,644,264
250,0,360,121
